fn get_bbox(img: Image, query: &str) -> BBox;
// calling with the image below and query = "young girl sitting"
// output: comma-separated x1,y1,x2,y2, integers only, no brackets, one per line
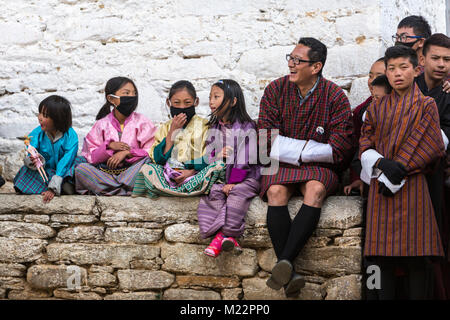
74,77,157,196
132,80,225,198
197,79,261,258
14,95,79,203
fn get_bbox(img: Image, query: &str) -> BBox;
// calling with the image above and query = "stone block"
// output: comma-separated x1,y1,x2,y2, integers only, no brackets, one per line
0,195,96,215
47,244,160,268
27,265,87,289
105,227,162,244
56,226,104,243
88,272,117,288
161,243,258,277
0,222,55,239
295,247,362,277
118,270,174,290
243,278,323,300
53,289,102,300
163,289,220,300
0,263,26,277
104,292,160,300
164,223,207,244
50,215,98,224
0,238,47,263
321,275,362,300
176,275,240,289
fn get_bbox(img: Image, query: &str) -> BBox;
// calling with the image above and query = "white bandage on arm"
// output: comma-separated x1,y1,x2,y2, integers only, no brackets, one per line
270,135,307,166
300,140,334,164
360,149,383,185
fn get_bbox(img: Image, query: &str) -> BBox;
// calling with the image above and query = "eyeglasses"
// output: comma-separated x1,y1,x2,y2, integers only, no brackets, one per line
286,54,317,66
392,34,423,42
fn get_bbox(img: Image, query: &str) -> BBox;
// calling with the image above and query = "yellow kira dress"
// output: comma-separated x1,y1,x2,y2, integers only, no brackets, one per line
132,115,226,198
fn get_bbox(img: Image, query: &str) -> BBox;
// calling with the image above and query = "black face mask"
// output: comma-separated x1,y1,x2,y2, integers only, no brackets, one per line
395,40,419,48
170,105,196,126
115,96,137,117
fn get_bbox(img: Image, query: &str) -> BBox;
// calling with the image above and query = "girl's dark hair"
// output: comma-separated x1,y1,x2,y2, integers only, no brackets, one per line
208,79,253,126
371,75,392,94
96,76,139,120
38,95,72,133
168,80,197,101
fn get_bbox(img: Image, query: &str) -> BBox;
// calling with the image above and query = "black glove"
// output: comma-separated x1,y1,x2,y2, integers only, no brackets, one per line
376,158,407,185
378,181,394,197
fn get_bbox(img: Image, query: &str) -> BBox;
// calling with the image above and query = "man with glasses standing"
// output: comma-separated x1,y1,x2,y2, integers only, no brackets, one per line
257,37,354,298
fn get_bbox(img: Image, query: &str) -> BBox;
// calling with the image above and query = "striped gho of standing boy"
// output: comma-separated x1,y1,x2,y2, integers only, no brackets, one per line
359,45,446,300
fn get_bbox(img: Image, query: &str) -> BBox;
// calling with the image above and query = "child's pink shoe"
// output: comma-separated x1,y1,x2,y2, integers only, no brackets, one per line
221,236,243,255
204,231,225,258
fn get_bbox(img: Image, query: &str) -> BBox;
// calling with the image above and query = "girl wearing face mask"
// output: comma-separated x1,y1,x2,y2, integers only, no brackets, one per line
132,80,226,198
74,77,157,196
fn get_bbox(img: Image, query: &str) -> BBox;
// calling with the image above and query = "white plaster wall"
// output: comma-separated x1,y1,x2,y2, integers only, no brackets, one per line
0,0,446,179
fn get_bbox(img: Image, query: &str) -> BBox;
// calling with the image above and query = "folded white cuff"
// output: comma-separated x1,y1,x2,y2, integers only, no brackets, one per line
378,173,406,194
301,140,334,163
360,149,383,185
270,135,306,166
442,129,449,150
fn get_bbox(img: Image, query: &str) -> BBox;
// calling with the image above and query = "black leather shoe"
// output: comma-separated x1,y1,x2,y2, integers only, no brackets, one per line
284,273,305,298
271,259,293,287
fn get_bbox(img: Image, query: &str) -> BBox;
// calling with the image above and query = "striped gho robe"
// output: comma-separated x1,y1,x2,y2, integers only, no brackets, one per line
257,75,354,198
359,83,446,257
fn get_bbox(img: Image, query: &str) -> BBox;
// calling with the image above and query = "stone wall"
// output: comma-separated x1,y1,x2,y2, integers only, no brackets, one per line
0,0,446,180
0,193,363,300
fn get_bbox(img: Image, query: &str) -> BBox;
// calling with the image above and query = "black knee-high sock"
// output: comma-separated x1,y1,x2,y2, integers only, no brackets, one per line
280,204,321,262
267,206,292,259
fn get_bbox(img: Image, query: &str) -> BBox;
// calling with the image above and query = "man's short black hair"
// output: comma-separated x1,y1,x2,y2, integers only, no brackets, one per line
423,33,450,56
384,45,419,68
298,37,327,76
371,75,392,94
38,95,72,133
397,15,432,39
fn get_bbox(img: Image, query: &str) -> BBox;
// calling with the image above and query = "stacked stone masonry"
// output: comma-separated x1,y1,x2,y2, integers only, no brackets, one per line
0,193,363,300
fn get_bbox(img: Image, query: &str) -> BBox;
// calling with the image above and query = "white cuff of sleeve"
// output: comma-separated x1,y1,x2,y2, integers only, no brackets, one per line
377,173,406,194
48,175,63,196
270,135,306,166
300,140,334,163
360,149,383,185
24,153,46,171
442,129,449,150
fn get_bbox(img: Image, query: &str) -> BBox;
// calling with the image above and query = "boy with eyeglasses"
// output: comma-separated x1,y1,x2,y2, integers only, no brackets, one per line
394,15,450,89
360,45,445,299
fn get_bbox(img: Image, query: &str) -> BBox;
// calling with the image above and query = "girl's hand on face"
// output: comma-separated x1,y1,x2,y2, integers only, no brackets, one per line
173,169,196,185
107,150,130,169
109,141,130,151
42,190,55,203
169,113,187,133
